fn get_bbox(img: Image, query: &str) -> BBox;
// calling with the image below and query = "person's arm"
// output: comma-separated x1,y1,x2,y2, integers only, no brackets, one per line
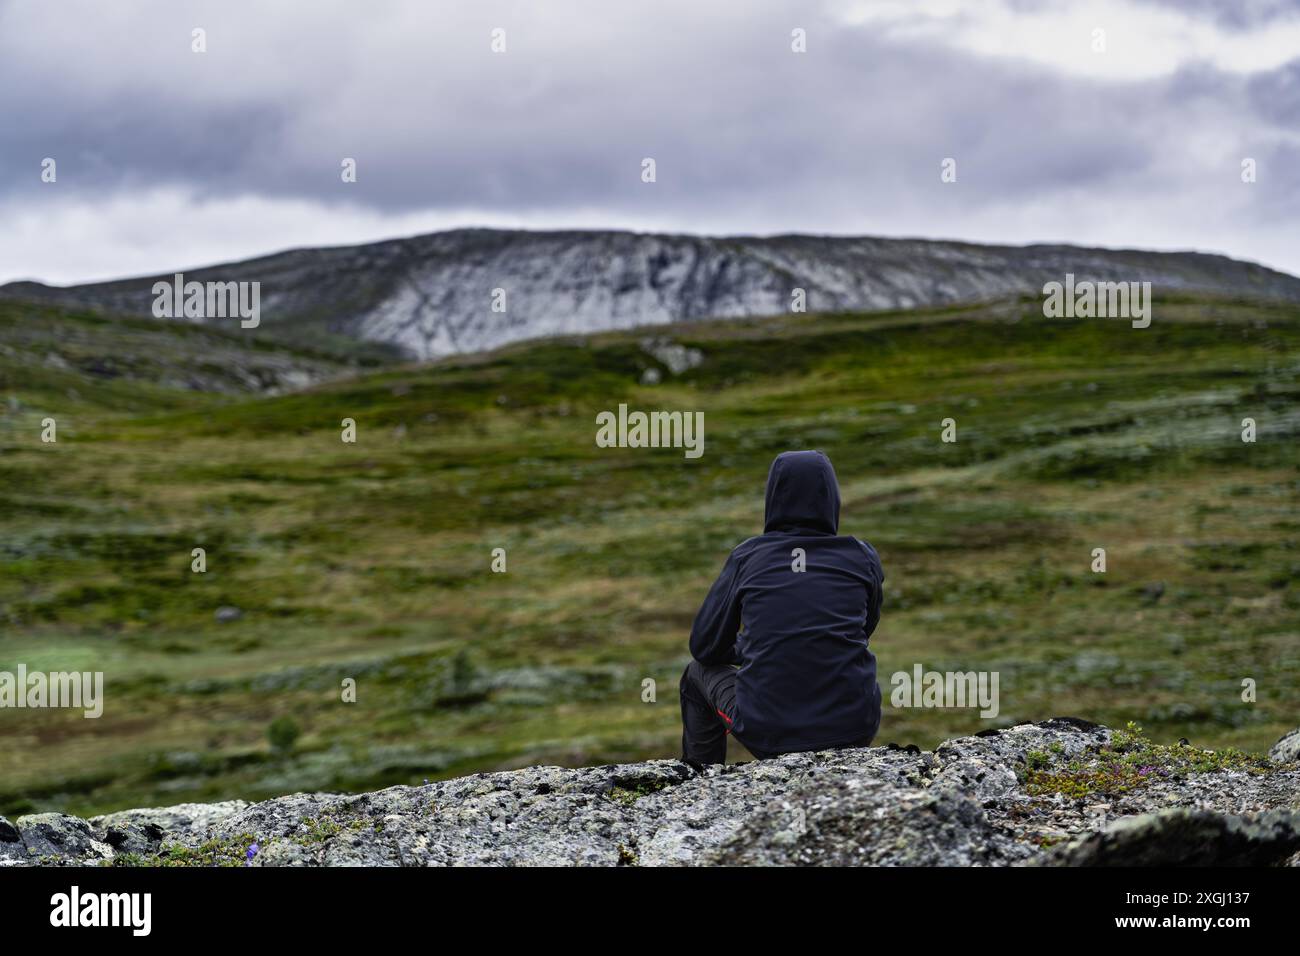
688,551,744,665
859,539,884,639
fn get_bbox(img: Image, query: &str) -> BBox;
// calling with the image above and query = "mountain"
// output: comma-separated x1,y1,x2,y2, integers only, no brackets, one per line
0,299,383,410
5,229,1300,359
5,720,1299,867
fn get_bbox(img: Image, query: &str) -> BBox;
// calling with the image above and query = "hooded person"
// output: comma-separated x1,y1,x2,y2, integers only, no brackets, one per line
679,450,884,765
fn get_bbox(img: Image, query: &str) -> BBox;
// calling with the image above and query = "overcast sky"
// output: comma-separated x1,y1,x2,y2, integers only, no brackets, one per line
1,0,1297,285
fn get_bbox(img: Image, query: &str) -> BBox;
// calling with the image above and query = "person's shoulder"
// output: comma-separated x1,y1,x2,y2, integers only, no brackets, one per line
729,535,765,560
847,536,884,574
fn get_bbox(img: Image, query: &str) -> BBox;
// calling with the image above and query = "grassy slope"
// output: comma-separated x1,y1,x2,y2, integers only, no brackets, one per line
0,295,1297,816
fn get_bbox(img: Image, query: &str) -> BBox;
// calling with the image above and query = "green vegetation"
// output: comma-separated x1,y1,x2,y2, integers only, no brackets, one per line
616,843,640,865
608,776,677,805
108,832,260,868
293,815,370,846
1,293,1296,816
267,716,301,753
1021,722,1273,799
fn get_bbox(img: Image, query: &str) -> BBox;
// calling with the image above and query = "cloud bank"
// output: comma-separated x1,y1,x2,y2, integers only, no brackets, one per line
0,0,1296,283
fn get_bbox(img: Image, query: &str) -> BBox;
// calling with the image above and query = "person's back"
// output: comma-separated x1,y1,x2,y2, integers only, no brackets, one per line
680,450,883,763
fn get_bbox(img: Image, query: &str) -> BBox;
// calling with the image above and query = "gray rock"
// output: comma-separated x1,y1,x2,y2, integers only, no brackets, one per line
632,746,926,866
706,782,1014,866
640,337,704,376
98,822,167,857
92,800,250,846
15,813,111,863
1269,728,1300,765
930,718,1109,804
6,720,1299,867
1038,808,1300,867
9,230,1300,361
0,815,25,865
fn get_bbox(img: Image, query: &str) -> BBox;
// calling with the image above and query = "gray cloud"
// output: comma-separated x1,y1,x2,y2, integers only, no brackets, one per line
1132,0,1300,30
0,0,1297,283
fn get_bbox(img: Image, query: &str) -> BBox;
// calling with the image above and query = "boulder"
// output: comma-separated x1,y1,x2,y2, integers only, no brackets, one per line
705,782,1017,866
14,813,111,863
1269,728,1300,765
5,720,1298,867
0,815,25,865
1038,808,1300,867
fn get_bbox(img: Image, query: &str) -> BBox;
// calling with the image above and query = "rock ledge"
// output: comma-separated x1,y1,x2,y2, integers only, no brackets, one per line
3,719,1297,867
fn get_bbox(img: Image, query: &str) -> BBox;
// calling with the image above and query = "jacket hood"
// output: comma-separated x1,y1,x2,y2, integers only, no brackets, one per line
763,450,841,535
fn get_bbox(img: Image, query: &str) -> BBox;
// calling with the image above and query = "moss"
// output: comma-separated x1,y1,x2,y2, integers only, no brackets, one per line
607,787,645,806
107,832,261,867
1022,722,1272,799
1024,750,1052,771
616,843,640,866
608,782,672,806
292,815,367,846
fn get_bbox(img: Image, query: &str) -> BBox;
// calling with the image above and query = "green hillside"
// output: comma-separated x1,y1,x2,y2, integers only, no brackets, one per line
1,294,1297,817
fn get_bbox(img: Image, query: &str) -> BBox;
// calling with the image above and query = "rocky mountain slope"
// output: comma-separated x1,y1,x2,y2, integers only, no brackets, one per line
0,299,380,405
5,229,1300,359
5,720,1298,867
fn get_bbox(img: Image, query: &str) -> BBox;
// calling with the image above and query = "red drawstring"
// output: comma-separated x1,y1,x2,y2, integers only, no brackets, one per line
716,708,733,734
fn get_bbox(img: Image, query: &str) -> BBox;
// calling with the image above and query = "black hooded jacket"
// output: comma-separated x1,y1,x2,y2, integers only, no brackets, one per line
688,451,883,754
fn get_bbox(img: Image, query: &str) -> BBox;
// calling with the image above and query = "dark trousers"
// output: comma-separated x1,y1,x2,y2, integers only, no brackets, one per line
679,660,877,766
679,660,771,765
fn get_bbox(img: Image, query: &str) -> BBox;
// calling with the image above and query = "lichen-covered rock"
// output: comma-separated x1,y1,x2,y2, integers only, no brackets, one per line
91,800,250,847
14,813,112,863
1037,808,1300,867
1269,728,1300,765
0,815,25,865
6,720,1299,867
705,782,1016,866
929,719,1109,804
100,822,167,857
